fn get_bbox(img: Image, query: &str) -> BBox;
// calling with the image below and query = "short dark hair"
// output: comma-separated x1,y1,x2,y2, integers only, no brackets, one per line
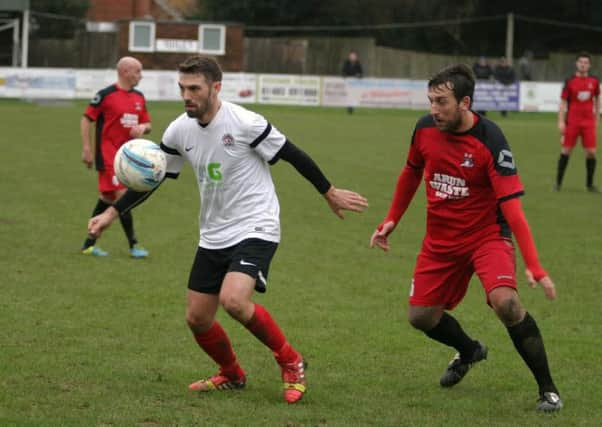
428,64,475,105
178,55,223,82
576,51,591,61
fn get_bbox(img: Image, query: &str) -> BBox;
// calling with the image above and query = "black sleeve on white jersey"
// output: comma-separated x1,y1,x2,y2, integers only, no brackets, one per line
159,142,182,179
113,179,166,215
250,123,272,148
472,119,518,176
270,140,332,194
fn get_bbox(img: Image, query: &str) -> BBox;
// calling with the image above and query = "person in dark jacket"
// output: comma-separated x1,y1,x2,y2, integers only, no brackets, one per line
494,57,516,117
472,56,493,115
473,56,493,80
342,51,363,114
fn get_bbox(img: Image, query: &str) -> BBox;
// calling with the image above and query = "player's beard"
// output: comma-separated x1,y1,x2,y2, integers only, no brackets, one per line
185,87,214,119
437,109,463,132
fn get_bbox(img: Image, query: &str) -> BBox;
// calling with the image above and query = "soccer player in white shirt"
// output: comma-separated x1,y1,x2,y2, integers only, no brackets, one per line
88,55,368,404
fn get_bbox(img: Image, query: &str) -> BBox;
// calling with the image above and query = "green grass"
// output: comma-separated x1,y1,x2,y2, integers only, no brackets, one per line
1,99,601,426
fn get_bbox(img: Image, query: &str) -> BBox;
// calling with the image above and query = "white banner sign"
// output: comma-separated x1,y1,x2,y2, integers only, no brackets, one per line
322,77,428,109
258,74,320,106
155,39,198,53
0,67,76,99
75,69,114,99
0,67,575,114
519,82,562,112
221,73,257,104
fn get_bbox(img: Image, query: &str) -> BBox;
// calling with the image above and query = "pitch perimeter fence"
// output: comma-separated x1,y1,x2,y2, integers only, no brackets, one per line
0,66,564,113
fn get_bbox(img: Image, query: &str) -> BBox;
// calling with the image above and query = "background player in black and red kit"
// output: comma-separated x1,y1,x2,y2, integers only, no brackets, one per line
556,52,600,192
370,64,563,412
80,56,152,257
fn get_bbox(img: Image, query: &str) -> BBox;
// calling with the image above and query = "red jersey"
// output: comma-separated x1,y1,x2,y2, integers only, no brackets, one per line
561,74,600,123
407,114,524,254
84,84,150,171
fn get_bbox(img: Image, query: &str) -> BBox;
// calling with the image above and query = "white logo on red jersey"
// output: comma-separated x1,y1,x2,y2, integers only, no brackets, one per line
577,90,592,101
120,113,139,128
460,153,474,168
430,173,470,199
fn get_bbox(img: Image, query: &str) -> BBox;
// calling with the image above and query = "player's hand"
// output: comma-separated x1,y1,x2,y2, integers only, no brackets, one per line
323,186,368,219
82,146,93,168
129,124,147,138
370,221,395,252
525,269,557,300
558,122,566,135
88,208,119,238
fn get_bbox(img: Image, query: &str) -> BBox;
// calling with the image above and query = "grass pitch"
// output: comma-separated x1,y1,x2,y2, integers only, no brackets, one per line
1,99,601,426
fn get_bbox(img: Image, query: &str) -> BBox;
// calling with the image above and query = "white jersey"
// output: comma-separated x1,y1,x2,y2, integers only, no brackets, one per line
161,101,286,249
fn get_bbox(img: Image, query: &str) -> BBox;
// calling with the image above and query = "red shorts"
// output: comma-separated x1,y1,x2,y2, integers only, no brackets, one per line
409,238,517,310
562,122,597,149
98,165,125,197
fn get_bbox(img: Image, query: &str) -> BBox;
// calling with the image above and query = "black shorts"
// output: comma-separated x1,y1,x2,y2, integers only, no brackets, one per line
188,238,278,295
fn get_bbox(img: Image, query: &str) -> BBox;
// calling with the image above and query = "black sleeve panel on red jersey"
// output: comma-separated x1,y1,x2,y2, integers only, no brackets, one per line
90,84,118,107
499,190,525,203
406,115,432,168
414,114,435,131
471,118,518,176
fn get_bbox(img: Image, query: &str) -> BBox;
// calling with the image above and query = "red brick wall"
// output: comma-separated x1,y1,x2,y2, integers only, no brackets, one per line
87,0,175,21
117,21,244,71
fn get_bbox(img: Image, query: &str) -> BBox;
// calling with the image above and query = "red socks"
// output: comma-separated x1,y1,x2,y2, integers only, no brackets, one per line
194,304,298,375
245,304,297,363
193,321,242,378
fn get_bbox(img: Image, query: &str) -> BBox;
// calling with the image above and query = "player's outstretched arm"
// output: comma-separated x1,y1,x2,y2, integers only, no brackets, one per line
88,206,119,238
370,221,395,252
275,140,368,217
500,197,556,300
88,182,164,237
323,186,369,219
80,116,94,169
525,269,557,300
129,122,152,138
370,165,422,252
557,99,567,135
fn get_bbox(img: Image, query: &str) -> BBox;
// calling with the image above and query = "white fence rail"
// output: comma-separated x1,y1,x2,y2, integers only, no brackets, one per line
0,67,564,112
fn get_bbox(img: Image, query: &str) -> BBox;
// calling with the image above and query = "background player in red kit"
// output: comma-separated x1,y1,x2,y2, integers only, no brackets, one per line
370,64,563,412
80,56,152,257
556,52,600,192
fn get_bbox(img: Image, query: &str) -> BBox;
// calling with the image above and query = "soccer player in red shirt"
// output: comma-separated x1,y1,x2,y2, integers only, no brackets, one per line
80,56,152,257
370,64,562,412
556,52,600,192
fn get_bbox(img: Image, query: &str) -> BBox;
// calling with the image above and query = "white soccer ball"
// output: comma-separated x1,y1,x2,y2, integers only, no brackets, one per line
114,139,166,192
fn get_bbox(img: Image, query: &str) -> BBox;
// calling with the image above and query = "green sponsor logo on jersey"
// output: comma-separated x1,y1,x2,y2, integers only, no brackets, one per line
207,163,222,181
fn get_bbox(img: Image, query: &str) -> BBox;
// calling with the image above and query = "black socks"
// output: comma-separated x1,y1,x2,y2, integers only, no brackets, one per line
556,154,569,187
425,312,479,361
586,157,596,188
83,199,111,249
507,312,558,394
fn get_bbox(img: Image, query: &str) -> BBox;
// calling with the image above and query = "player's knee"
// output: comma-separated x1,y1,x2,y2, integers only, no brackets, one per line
408,311,435,331
185,309,212,333
491,293,524,326
219,293,248,320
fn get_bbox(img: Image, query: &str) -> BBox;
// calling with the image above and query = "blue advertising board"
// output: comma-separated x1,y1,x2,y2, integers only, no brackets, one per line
473,81,519,111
